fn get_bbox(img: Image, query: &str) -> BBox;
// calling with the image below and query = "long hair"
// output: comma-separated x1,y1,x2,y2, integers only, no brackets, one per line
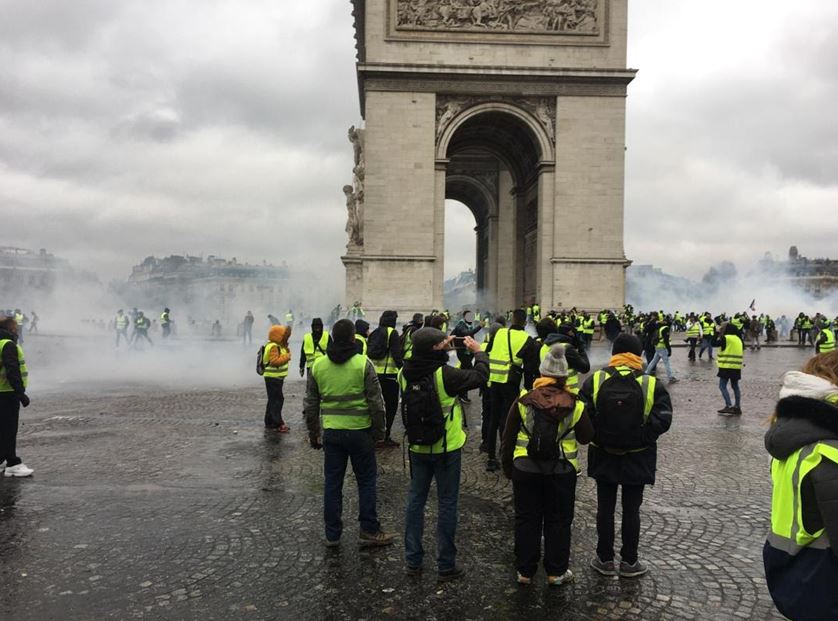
802,351,838,387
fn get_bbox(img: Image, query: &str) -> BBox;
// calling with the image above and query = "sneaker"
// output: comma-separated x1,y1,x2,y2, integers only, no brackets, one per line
731,406,742,416
324,538,340,548
717,406,734,415
437,566,465,582
3,463,34,478
359,530,394,547
516,572,532,585
486,458,499,473
478,442,488,454
278,424,290,433
619,560,648,578
405,565,422,577
590,557,617,576
668,377,679,384
547,570,574,586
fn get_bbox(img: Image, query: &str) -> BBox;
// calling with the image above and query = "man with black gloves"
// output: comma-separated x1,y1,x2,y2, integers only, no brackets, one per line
484,309,540,472
537,320,591,394
367,311,403,447
0,316,33,477
450,310,483,404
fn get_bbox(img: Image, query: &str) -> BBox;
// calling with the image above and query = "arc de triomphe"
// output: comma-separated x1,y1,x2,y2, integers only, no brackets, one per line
342,0,634,314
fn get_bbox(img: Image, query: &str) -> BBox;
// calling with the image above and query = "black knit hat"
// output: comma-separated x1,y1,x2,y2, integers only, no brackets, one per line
612,333,643,356
411,327,447,355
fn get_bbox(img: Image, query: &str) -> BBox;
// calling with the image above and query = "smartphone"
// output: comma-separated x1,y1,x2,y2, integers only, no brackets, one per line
452,337,467,349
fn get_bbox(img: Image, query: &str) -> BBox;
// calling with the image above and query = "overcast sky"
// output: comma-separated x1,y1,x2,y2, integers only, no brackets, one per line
2,0,836,287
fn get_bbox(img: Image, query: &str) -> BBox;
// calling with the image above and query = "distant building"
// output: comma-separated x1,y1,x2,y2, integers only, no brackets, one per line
0,247,97,302
760,247,838,299
125,255,292,322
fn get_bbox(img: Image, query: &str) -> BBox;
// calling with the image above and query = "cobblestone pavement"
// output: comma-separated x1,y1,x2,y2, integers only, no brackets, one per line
1,339,814,620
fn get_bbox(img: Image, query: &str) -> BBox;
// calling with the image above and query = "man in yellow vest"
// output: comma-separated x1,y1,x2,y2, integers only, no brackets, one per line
716,322,744,416
298,318,330,378
354,319,370,355
485,309,539,472
13,310,26,344
401,313,425,362
115,309,130,348
367,311,403,447
262,325,291,432
160,308,172,339
0,316,33,477
304,319,393,548
400,328,488,580
816,323,836,354
763,352,838,619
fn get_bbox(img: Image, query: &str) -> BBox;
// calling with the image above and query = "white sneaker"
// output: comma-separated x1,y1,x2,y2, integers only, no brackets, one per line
4,463,34,477
547,569,574,586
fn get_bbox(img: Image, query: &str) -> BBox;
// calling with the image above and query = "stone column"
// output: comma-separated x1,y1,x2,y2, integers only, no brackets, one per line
495,168,516,312
536,163,556,309
433,161,447,309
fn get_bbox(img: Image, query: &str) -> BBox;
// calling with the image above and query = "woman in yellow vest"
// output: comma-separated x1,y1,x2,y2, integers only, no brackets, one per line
501,343,593,586
263,325,291,432
0,316,33,477
764,351,838,620
715,322,744,416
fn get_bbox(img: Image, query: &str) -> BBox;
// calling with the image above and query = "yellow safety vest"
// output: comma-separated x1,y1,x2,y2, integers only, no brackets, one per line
313,354,371,430
768,440,838,556
116,315,130,329
160,312,170,325
539,343,579,393
513,393,584,472
303,332,330,368
0,339,28,392
818,329,836,354
717,335,744,371
488,328,529,385
370,327,397,375
403,329,415,361
702,319,715,337
398,367,466,454
686,322,701,339
14,313,24,326
262,342,289,378
655,325,668,350
355,334,367,356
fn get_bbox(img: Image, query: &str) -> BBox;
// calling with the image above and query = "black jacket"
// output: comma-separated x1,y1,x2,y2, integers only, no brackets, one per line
401,350,489,397
579,368,673,486
543,333,590,375
764,395,838,621
0,328,26,396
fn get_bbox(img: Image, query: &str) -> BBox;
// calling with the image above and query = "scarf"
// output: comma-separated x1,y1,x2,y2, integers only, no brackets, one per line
533,377,558,390
609,353,643,370
780,371,838,405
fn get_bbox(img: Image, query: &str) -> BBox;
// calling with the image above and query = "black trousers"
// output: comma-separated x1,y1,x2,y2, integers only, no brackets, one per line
488,381,519,459
595,481,645,565
264,377,285,427
0,393,22,467
379,376,399,439
687,338,697,360
513,471,577,577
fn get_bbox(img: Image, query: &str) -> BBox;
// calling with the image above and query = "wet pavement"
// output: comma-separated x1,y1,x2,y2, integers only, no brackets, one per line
1,337,815,620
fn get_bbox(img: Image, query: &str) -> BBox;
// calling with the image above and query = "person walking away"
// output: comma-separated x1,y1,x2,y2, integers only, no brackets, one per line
299,318,330,378
604,313,622,346
763,351,838,620
367,311,403,447
645,319,678,384
748,314,762,351
484,309,540,472
303,319,394,548
815,321,836,355
400,328,488,581
115,309,130,348
0,316,33,477
698,313,715,360
501,344,594,586
580,334,672,578
242,311,254,345
451,310,482,403
685,314,702,361
263,324,291,432
354,319,370,355
132,312,153,347
401,313,424,362
160,308,172,339
13,310,26,345
29,311,39,334
715,322,744,416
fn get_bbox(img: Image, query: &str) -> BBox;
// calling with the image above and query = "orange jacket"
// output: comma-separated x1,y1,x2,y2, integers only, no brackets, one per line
268,325,292,366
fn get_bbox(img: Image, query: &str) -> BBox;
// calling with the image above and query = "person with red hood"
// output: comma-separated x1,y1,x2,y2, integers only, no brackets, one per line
263,324,292,432
501,343,594,586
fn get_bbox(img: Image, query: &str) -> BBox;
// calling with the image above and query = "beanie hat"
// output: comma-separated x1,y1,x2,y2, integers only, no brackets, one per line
411,327,447,355
412,312,424,324
539,343,569,378
612,333,643,356
354,319,370,337
311,317,324,329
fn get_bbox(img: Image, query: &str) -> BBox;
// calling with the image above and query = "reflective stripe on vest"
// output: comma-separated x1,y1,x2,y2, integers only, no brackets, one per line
312,354,371,430
717,335,744,370
262,342,289,378
539,343,579,393
0,339,28,392
303,332,330,367
686,323,701,339
513,394,584,472
655,325,668,350
116,316,130,329
371,327,397,375
403,330,414,361
488,328,529,384
768,440,838,555
398,367,466,454
818,329,836,353
355,335,367,356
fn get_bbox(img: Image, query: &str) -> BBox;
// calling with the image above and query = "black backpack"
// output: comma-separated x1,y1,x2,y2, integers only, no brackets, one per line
520,408,574,461
366,328,389,360
401,374,447,448
256,345,266,376
594,369,647,451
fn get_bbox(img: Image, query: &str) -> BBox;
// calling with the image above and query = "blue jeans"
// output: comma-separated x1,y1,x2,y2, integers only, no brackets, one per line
322,428,380,541
719,378,741,408
699,337,714,359
645,348,674,380
405,449,462,572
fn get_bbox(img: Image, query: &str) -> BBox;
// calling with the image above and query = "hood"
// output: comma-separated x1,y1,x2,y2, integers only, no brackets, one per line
268,325,290,346
765,395,838,460
354,319,370,337
519,386,576,420
379,310,398,329
544,333,572,346
402,351,449,382
326,338,359,364
0,328,17,343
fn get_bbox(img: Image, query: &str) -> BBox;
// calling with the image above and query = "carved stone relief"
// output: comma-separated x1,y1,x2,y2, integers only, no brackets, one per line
345,126,365,248
396,0,599,35
436,95,556,144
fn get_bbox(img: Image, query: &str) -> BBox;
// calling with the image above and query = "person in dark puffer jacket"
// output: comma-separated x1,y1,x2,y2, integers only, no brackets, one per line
764,351,838,621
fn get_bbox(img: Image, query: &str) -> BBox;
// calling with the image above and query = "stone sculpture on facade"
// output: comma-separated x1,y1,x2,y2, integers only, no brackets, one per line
396,0,599,35
344,125,366,248
436,95,556,143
